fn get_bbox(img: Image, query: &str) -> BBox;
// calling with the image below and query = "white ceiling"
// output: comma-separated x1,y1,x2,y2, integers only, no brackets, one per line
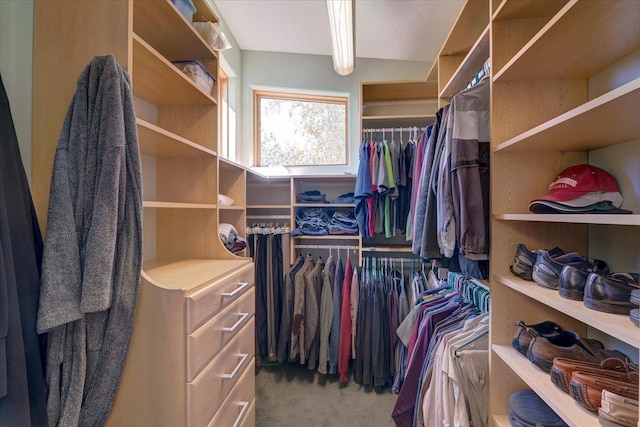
213,0,466,63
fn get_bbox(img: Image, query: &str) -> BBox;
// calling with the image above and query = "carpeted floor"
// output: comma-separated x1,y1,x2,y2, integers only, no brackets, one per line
255,363,397,427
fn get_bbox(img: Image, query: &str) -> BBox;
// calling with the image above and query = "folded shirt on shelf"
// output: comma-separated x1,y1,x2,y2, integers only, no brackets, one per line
219,222,247,253
296,189,327,203
290,208,358,236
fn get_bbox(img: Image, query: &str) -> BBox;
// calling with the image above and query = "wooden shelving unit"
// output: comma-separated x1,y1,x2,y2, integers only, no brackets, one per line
137,119,217,157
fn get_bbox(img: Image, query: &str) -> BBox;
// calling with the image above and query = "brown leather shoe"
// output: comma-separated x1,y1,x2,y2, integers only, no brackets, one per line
511,320,563,355
598,389,639,427
550,357,638,393
527,330,606,372
569,371,639,412
584,272,640,314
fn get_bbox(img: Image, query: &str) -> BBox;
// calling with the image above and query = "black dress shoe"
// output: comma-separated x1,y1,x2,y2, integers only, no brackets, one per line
584,272,640,314
559,259,610,301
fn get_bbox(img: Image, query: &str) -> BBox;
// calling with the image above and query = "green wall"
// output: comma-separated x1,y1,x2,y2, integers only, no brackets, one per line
240,50,431,174
0,0,34,183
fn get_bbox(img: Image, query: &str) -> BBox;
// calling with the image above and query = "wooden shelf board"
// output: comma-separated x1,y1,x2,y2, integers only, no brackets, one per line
219,157,249,171
491,414,510,427
492,0,568,21
292,235,360,241
361,246,414,253
133,0,216,62
494,274,640,348
137,118,216,158
362,81,437,102
247,205,290,209
219,206,245,211
361,116,436,129
132,34,217,106
142,258,250,291
494,1,640,82
192,0,219,24
493,344,598,427
425,57,438,83
143,201,217,209
493,213,640,226
439,0,489,56
362,114,435,121
494,78,640,152
439,24,490,99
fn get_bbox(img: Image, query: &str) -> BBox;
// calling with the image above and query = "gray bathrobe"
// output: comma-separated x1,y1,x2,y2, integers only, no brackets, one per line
37,54,142,427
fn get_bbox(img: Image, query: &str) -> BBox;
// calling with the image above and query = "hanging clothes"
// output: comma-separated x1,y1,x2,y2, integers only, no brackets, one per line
278,254,304,363
0,73,48,427
36,55,143,427
337,258,353,383
317,255,336,374
249,225,289,361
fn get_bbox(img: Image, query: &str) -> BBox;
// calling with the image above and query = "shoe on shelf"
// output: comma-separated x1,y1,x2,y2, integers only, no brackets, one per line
630,288,640,306
509,243,564,281
598,389,639,427
569,371,639,412
584,272,640,314
526,330,627,373
511,320,563,355
532,250,605,290
559,260,611,301
550,357,639,394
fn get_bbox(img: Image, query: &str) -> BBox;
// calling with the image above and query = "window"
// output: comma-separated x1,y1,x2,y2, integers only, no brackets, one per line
255,91,348,167
219,69,237,160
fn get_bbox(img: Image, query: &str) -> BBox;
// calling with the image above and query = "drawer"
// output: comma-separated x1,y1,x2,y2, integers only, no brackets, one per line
240,399,255,427
187,317,254,427
186,287,255,381
207,359,255,427
186,263,253,334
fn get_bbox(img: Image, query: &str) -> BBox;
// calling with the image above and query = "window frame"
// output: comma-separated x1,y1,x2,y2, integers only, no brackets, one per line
253,90,349,167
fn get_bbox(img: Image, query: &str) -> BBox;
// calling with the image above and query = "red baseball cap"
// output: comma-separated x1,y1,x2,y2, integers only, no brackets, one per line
530,164,623,207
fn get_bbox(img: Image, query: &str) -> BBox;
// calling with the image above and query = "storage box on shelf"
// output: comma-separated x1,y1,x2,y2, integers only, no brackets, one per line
488,1,640,426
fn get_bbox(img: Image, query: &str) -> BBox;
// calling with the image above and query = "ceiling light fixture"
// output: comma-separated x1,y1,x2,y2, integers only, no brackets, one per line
326,0,355,76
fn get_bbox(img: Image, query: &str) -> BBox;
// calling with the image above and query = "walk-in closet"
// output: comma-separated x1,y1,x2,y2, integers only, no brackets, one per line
1,0,638,426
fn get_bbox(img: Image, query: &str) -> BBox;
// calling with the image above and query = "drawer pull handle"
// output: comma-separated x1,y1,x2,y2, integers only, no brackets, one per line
220,353,249,380
232,401,249,427
221,282,249,299
222,312,250,333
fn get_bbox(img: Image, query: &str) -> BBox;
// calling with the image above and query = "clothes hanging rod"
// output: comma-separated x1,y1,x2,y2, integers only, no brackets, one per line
294,244,358,250
362,127,427,133
246,214,291,219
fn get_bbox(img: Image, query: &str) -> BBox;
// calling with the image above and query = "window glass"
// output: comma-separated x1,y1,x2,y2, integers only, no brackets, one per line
255,91,348,167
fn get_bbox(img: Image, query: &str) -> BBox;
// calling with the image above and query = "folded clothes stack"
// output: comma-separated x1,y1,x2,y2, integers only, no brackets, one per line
296,189,327,203
219,223,247,253
329,192,355,204
290,207,330,236
327,210,358,235
511,320,639,425
528,164,632,214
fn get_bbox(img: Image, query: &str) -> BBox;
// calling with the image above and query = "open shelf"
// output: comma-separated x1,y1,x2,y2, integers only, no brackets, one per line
425,57,438,83
137,118,217,158
494,274,640,347
492,414,510,427
143,201,217,209
494,78,640,151
492,0,568,21
493,345,597,427
439,0,489,57
132,34,217,106
439,25,489,99
493,214,640,226
247,205,290,209
133,0,217,62
142,258,250,291
361,81,437,102
192,0,219,23
493,1,640,82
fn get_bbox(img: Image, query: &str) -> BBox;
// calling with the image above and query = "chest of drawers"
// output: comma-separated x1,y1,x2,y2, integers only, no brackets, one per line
107,259,255,427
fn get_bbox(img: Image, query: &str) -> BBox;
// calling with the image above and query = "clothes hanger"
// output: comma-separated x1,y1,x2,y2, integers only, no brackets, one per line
454,329,489,357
